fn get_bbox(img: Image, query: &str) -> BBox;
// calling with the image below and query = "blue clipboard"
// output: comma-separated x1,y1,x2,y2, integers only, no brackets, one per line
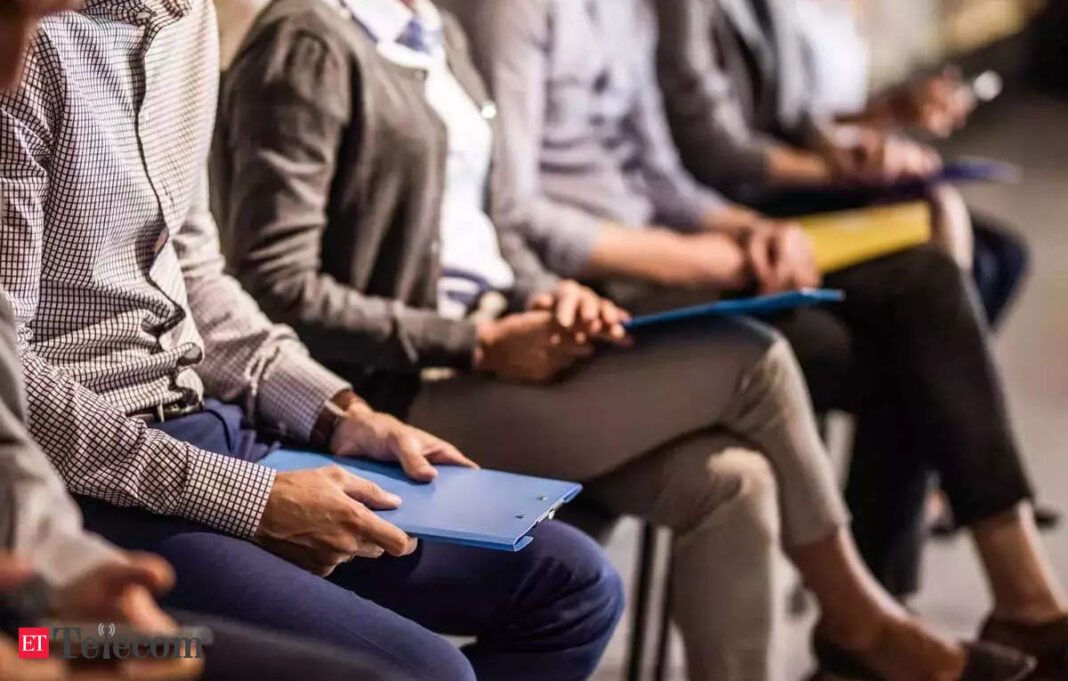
259,450,582,552
624,289,845,331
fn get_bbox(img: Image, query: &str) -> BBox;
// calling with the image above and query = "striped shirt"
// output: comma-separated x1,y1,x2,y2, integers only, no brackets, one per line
443,0,726,277
0,0,350,538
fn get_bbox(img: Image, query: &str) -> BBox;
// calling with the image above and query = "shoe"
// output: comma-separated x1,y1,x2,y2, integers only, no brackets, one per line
812,637,1036,681
981,614,1068,680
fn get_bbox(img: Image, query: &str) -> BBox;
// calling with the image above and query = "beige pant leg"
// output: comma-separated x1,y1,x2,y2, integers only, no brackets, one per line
408,317,847,547
584,432,786,681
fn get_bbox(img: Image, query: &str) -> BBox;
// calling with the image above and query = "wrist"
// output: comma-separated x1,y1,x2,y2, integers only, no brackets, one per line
474,319,502,372
311,389,367,450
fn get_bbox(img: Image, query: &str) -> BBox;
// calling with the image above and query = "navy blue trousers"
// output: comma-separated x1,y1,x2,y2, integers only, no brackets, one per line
79,402,623,681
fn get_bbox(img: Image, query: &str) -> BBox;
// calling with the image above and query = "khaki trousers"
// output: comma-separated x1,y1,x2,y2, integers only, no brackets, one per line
409,317,847,681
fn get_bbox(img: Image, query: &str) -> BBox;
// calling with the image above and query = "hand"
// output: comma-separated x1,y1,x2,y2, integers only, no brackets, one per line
0,554,200,681
895,67,975,137
742,222,821,294
257,466,416,576
818,125,941,181
528,280,630,345
475,310,593,383
331,404,476,481
51,555,174,631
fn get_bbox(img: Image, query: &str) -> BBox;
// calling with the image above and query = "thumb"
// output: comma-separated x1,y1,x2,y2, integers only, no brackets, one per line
109,553,175,595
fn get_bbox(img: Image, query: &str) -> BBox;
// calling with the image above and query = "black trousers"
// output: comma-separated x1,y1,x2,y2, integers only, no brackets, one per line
767,245,1034,596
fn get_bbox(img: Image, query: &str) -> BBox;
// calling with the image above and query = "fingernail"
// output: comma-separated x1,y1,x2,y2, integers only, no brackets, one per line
386,492,402,505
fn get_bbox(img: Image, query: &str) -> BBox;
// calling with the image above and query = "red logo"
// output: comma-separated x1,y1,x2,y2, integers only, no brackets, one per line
17,628,49,659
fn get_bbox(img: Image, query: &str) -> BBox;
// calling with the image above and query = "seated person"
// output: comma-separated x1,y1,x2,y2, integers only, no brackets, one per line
215,0,1034,679
0,1,625,679
444,0,1068,678
0,287,404,680
654,0,1028,328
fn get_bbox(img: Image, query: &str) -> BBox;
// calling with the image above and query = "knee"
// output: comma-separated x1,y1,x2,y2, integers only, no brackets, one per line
397,633,475,681
691,448,781,549
522,521,625,640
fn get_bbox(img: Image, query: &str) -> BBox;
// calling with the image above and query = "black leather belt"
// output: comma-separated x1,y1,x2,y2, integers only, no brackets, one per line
130,399,203,424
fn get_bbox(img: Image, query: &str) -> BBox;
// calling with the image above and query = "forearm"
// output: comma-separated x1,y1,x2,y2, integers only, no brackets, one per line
765,144,833,186
582,224,747,289
17,342,275,539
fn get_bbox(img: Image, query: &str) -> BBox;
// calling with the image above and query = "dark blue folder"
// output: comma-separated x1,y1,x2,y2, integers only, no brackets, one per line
624,289,845,331
259,450,582,552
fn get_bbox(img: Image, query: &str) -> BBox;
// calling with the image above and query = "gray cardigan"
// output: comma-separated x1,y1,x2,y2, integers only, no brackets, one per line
212,0,558,401
655,0,817,189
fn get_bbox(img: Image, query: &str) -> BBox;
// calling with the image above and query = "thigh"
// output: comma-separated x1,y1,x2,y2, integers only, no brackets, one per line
765,306,865,413
327,520,616,637
172,612,414,681
408,317,779,481
77,498,471,681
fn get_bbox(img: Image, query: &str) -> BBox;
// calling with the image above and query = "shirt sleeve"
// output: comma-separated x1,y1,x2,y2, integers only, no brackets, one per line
217,16,480,371
0,293,121,589
624,1,727,232
0,73,275,541
470,0,610,278
175,170,351,439
653,0,773,189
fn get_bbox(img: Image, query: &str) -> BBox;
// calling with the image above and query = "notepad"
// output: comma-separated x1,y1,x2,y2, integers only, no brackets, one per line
799,201,932,273
624,289,845,330
259,450,582,552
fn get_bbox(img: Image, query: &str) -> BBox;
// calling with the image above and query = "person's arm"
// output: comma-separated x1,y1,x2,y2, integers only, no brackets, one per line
218,15,479,373
625,1,729,232
0,294,121,589
466,0,617,279
653,0,779,188
0,78,276,541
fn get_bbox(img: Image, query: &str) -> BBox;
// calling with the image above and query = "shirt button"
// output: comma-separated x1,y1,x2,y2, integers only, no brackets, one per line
179,346,204,366
481,102,498,121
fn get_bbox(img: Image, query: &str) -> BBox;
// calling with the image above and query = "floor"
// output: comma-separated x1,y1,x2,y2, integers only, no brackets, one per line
590,90,1068,681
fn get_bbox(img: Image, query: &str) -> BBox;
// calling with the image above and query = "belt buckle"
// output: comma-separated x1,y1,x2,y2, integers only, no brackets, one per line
154,403,167,423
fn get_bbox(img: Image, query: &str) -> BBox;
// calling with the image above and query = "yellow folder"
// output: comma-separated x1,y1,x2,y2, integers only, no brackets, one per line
799,201,932,273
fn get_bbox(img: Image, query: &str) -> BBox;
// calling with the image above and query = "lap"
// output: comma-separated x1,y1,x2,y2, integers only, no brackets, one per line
408,317,781,481
76,497,473,680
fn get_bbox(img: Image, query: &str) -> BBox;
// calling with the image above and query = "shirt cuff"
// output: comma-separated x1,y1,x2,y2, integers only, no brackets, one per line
177,448,276,539
540,213,605,278
259,353,352,440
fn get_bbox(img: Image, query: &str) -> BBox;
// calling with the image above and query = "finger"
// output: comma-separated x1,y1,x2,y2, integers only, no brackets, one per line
554,283,580,329
0,555,36,590
528,291,553,311
338,470,402,509
747,234,776,293
353,511,414,557
391,429,438,482
423,437,479,469
351,544,386,559
577,289,600,328
107,554,176,595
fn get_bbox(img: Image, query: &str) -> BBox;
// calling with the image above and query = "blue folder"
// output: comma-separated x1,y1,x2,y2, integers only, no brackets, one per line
624,289,845,331
259,450,582,552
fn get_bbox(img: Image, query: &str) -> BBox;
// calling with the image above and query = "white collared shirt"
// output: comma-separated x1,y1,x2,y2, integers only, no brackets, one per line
341,0,516,319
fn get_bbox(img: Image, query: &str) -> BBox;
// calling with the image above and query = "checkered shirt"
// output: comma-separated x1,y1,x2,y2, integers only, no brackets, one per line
0,0,351,538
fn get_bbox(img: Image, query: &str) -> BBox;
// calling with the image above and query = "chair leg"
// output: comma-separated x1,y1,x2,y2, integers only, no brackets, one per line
652,553,674,681
626,522,659,681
